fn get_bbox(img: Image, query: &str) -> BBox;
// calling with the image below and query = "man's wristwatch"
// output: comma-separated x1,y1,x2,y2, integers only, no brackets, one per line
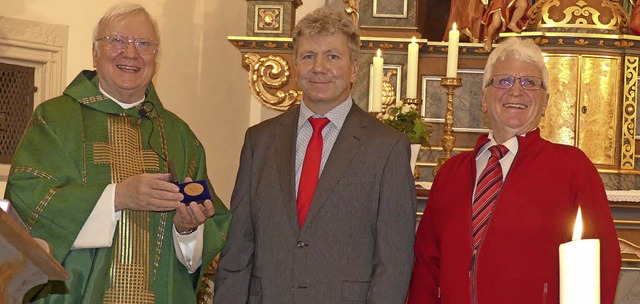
178,227,197,235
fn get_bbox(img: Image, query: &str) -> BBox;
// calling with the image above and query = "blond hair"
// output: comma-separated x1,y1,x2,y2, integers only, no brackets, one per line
292,7,360,63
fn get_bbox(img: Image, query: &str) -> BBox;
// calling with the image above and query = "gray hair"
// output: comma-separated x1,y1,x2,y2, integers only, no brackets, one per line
92,3,160,48
483,37,549,91
292,7,360,63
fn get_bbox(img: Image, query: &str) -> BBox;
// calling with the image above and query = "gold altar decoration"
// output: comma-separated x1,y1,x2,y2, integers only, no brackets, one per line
244,53,302,111
344,0,360,28
256,5,283,33
402,97,421,108
538,55,577,147
538,54,621,168
433,77,462,177
622,56,638,169
382,70,397,111
527,0,629,32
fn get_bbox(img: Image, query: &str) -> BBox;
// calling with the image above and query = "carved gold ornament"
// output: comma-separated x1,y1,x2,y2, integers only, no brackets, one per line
382,69,397,109
528,0,628,31
259,8,280,31
344,0,360,28
621,56,638,169
245,53,301,111
254,5,284,34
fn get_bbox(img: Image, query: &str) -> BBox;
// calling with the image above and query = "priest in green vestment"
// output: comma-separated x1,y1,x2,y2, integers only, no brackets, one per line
4,3,230,303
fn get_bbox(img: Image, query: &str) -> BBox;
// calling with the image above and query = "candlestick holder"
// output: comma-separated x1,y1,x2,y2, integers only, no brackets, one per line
433,77,462,177
402,97,422,109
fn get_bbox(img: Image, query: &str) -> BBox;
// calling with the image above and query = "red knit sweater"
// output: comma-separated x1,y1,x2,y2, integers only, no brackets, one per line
408,129,621,304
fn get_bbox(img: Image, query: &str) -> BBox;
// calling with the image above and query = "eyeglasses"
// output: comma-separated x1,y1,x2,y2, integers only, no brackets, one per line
96,35,158,55
486,75,545,91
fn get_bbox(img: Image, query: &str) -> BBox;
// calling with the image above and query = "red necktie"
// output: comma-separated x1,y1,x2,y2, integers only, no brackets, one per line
297,117,330,228
472,144,508,250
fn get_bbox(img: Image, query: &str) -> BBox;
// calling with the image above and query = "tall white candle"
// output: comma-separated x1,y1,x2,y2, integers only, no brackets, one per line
372,49,384,112
446,23,460,78
559,207,600,304
406,36,419,99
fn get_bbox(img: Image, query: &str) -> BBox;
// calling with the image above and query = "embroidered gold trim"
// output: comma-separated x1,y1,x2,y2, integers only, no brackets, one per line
152,115,169,280
26,187,57,229
9,166,57,181
152,212,168,281
97,116,159,301
93,116,160,181
81,108,88,185
78,94,109,104
104,210,155,303
157,116,169,162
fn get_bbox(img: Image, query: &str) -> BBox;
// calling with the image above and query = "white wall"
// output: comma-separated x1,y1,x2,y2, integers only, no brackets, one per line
2,0,249,205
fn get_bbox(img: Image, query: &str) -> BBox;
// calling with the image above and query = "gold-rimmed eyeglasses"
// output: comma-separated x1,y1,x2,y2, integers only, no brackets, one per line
96,35,159,55
486,75,545,91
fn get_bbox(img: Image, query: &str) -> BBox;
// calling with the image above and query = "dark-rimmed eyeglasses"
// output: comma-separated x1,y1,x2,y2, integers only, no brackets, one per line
96,35,158,55
486,75,545,91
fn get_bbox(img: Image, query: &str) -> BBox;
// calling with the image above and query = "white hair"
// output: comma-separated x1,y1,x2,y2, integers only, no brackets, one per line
483,37,549,91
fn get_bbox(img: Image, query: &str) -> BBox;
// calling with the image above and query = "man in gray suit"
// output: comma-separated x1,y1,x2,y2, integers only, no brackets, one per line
215,7,417,303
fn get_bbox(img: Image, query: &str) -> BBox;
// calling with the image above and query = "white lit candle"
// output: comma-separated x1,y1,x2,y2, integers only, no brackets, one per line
559,207,600,304
372,49,384,112
446,23,460,78
406,37,419,99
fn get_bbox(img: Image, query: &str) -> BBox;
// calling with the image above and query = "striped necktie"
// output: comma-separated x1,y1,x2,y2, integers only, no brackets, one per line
472,144,508,250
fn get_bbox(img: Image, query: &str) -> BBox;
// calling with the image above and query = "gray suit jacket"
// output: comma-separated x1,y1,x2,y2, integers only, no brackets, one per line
215,103,417,304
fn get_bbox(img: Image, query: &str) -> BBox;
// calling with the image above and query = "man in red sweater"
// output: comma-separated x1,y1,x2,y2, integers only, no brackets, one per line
408,37,621,304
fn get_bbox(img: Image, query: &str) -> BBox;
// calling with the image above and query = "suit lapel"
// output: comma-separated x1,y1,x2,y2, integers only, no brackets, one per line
303,104,370,229
275,106,301,232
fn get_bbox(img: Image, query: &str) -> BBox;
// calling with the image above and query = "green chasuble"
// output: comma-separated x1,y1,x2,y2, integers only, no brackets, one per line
5,70,231,304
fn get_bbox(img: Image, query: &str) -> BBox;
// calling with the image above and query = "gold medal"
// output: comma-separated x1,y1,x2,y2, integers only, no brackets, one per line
184,182,204,196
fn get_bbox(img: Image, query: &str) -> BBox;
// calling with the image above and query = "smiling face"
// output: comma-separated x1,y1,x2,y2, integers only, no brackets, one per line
93,12,158,103
482,56,549,143
294,33,358,114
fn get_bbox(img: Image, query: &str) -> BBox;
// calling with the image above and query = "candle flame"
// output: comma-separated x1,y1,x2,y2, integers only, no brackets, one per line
377,49,381,57
412,36,416,44
571,207,583,241
452,22,457,31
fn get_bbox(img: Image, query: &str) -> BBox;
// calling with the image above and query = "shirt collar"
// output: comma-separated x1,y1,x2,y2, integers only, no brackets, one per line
297,96,353,130
476,130,524,160
99,84,145,109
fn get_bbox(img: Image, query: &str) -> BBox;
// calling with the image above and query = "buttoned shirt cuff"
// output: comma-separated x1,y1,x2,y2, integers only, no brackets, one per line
173,224,204,273
72,183,119,249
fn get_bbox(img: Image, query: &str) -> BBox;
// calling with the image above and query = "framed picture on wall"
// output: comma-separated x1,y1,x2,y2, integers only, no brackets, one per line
373,0,408,18
421,69,490,133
